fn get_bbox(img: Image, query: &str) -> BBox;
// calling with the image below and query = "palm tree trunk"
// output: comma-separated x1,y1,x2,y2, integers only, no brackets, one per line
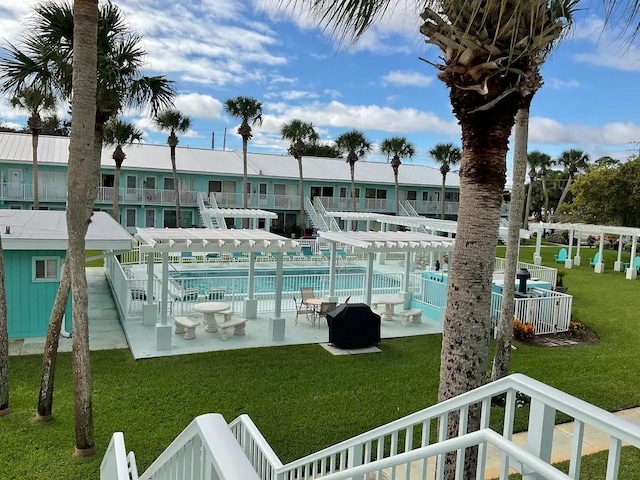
350,163,356,214
170,146,182,227
556,176,572,214
37,267,70,420
439,95,517,478
242,136,249,228
492,106,529,381
542,177,549,221
0,233,9,415
524,177,534,229
67,0,98,455
32,130,40,210
113,165,121,223
298,156,305,231
394,170,399,216
440,175,446,220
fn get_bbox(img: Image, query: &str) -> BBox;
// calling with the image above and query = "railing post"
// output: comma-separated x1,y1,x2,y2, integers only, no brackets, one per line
523,398,556,479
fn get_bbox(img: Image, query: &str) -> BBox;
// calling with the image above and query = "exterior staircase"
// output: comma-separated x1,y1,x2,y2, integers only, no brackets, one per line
101,373,640,480
197,192,227,229
304,196,330,232
313,197,341,232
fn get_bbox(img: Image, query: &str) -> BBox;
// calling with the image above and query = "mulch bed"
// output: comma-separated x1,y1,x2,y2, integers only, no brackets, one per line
522,324,600,347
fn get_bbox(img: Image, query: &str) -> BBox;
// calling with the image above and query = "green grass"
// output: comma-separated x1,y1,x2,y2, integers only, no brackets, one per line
2,245,639,479
85,250,104,267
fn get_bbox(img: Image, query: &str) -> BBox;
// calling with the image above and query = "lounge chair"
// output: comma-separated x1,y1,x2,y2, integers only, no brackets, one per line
623,256,640,271
554,248,567,264
180,252,195,263
336,247,357,263
319,248,331,262
206,252,220,263
285,251,303,261
232,252,247,262
589,251,601,267
301,245,320,262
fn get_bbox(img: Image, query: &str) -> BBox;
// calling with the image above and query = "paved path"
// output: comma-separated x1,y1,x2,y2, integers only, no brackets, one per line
8,267,127,356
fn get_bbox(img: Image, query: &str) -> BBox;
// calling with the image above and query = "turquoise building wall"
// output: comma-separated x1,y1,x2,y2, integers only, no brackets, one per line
5,250,72,338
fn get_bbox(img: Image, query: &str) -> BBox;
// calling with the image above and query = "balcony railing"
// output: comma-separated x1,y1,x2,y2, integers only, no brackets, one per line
96,187,198,206
315,196,461,216
0,183,67,202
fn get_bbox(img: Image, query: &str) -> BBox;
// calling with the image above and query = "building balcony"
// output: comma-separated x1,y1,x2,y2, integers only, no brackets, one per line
0,183,67,203
96,187,198,207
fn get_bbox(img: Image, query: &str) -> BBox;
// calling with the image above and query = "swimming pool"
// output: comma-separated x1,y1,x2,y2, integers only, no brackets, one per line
170,266,401,296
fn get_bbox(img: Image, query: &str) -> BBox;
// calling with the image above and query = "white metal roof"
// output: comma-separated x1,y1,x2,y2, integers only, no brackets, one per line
0,132,460,188
135,228,300,253
326,211,530,239
202,208,277,219
319,230,455,253
530,222,640,237
0,211,135,250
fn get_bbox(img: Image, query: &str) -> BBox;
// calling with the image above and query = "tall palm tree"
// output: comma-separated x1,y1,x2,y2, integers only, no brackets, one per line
537,152,554,221
224,96,263,214
103,120,143,223
281,119,319,231
429,143,461,219
524,151,551,229
10,87,56,210
154,110,191,228
380,136,416,215
0,1,174,432
556,148,590,213
0,233,8,416
335,130,372,214
296,2,577,475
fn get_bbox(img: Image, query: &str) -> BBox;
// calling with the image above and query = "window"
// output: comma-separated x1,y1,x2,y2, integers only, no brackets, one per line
182,210,193,228
422,191,430,201
365,188,386,199
163,178,174,190
354,188,360,198
339,187,347,198
33,257,59,282
126,209,136,227
274,184,286,195
126,175,137,189
321,186,333,197
145,209,155,227
407,190,417,201
144,176,156,189
101,174,114,187
259,183,268,195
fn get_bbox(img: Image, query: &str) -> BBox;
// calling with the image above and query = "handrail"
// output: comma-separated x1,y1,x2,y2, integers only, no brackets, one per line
138,414,260,480
100,432,135,480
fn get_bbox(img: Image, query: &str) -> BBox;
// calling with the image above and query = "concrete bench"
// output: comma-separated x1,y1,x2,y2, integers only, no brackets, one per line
400,308,423,326
217,317,247,341
174,316,200,340
220,308,234,322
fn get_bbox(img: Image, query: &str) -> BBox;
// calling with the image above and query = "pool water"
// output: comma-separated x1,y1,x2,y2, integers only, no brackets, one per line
170,266,400,295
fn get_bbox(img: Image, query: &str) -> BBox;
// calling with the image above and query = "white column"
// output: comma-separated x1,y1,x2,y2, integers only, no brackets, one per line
534,229,543,265
400,251,412,309
524,399,556,480
156,251,172,351
565,229,573,268
595,233,605,273
365,252,374,305
378,222,387,265
626,236,638,280
269,252,285,341
574,231,582,266
614,237,624,272
245,252,257,319
328,242,338,302
142,251,157,326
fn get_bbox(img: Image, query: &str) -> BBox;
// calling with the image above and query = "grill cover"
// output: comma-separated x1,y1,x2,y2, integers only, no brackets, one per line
326,303,381,349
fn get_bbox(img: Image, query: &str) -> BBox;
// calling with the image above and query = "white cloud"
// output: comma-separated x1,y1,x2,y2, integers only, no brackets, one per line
174,93,223,119
546,78,580,89
265,90,319,101
572,16,640,71
529,116,640,146
382,70,434,87
323,89,342,99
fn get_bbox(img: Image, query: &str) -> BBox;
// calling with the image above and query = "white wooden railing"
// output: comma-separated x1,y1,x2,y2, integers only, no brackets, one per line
494,257,558,287
100,432,138,480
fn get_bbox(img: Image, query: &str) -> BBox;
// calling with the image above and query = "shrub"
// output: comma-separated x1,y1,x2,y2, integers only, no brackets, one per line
568,321,585,333
513,318,535,340
549,232,567,244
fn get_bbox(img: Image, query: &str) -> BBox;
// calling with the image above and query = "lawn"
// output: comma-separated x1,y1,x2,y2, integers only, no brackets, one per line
1,244,639,479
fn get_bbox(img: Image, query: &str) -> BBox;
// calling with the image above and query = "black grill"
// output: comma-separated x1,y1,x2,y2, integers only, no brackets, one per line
326,303,381,349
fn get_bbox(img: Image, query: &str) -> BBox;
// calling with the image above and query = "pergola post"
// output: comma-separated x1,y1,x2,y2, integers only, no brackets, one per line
142,250,157,326
574,231,582,266
378,222,387,265
245,252,257,319
156,251,172,351
327,242,338,302
365,252,374,305
626,236,638,280
595,233,605,273
401,251,412,309
534,228,543,265
614,237,624,272
565,229,573,269
269,252,285,341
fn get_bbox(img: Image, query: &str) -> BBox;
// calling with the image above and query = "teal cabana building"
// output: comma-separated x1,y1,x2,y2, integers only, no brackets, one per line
0,210,135,338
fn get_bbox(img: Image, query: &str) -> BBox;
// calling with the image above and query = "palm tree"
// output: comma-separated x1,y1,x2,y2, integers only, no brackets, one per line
537,152,554,221
524,151,551,229
0,233,8,416
281,119,319,231
380,136,416,215
556,149,590,214
0,1,174,438
429,143,461,220
103,120,143,223
335,130,372,214
295,1,577,475
10,87,56,210
154,110,191,228
224,96,263,214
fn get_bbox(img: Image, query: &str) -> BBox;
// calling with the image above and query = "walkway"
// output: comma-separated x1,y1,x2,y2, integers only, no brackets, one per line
8,267,128,356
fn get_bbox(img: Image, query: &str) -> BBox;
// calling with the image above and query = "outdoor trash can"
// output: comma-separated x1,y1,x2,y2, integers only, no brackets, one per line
326,303,381,349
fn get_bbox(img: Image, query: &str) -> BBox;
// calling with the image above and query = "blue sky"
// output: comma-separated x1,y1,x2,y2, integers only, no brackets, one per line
2,0,640,173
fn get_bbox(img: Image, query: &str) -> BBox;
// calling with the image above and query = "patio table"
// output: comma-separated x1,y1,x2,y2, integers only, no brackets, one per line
372,295,404,321
193,301,231,333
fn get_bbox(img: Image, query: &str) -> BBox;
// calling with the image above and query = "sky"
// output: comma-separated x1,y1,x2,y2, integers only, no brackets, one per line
1,0,640,175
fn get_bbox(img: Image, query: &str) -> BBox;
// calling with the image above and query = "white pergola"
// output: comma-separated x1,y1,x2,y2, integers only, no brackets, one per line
319,230,455,307
200,207,277,229
135,227,301,350
530,222,640,279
